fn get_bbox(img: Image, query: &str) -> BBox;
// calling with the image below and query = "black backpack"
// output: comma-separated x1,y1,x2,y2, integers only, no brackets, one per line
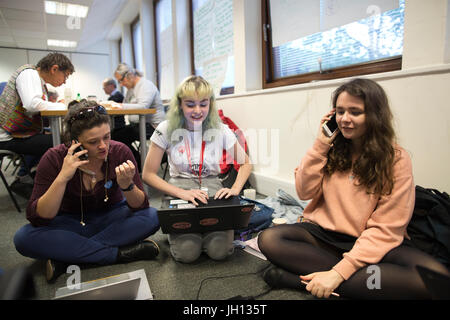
406,186,450,268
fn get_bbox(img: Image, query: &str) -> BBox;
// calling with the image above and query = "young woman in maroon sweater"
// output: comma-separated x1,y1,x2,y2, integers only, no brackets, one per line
13,100,160,283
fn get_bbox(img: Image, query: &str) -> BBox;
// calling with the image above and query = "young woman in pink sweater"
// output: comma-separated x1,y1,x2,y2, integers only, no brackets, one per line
258,78,449,299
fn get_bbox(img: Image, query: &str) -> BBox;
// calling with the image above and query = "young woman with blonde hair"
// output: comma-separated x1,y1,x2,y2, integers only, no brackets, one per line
143,76,252,263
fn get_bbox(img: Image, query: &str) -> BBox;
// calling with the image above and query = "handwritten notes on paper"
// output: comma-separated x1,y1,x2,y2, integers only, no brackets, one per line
193,0,233,94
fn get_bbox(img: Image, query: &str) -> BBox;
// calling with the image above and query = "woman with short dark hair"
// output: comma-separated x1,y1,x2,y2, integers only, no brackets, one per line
13,100,160,283
0,52,74,155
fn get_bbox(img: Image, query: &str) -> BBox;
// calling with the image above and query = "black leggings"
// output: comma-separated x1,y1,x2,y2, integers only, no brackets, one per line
258,224,449,299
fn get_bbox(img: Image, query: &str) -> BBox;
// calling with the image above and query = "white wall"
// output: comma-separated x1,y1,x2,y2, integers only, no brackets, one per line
71,52,111,100
0,48,27,82
216,67,450,198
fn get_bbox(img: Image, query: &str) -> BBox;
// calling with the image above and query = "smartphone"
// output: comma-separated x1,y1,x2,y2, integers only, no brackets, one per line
74,140,88,160
322,113,338,137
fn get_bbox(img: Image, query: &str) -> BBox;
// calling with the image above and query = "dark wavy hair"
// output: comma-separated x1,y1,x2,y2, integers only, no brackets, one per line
325,78,398,195
62,100,110,145
36,52,75,74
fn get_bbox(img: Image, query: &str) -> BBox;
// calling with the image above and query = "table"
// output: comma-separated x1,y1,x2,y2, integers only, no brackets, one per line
40,109,156,174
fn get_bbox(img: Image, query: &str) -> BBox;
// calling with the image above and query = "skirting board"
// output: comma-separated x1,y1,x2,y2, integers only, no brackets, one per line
248,172,299,200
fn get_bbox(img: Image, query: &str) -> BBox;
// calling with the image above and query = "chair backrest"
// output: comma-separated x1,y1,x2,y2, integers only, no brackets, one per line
0,150,18,158
0,82,6,95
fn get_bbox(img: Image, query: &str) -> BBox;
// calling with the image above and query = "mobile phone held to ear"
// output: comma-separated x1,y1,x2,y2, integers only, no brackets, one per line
74,140,88,160
322,113,338,137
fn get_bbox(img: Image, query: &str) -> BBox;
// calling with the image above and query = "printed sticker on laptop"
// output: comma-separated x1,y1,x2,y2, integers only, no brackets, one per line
170,199,189,205
241,206,253,213
200,218,219,226
177,203,196,209
172,222,192,229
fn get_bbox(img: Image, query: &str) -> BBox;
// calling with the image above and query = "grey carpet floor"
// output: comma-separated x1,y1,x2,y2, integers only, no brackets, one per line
0,164,313,300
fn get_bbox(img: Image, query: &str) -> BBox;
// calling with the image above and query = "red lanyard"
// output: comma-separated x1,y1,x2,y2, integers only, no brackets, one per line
184,138,206,187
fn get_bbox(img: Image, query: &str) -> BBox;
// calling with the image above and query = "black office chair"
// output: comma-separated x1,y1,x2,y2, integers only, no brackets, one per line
0,150,33,212
0,81,6,94
0,83,34,211
132,140,169,180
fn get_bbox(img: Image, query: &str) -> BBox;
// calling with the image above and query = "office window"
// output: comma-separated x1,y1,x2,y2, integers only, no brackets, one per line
155,0,174,99
131,17,143,72
263,0,405,88
191,0,234,95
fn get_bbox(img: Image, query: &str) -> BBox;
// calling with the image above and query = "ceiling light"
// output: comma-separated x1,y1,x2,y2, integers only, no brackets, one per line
47,39,77,48
45,1,89,18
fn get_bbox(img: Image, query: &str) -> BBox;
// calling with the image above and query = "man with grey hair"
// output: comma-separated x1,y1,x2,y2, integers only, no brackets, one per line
110,63,166,170
102,77,125,129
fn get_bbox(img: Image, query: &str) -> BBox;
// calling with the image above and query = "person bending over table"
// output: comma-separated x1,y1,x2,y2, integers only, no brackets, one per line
142,76,252,263
14,100,160,283
257,78,449,299
104,63,166,170
0,53,74,181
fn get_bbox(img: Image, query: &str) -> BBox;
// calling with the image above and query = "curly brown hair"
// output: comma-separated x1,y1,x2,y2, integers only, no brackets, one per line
36,52,75,74
325,78,398,195
62,100,110,145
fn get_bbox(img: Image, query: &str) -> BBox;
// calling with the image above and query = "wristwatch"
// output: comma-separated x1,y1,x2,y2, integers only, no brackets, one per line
120,183,135,192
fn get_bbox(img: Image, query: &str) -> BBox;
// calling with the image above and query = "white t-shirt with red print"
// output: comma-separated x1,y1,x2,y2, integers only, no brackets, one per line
150,120,237,179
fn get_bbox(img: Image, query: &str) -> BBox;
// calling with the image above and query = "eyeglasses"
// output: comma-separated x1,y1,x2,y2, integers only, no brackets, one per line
118,71,129,83
57,67,70,81
62,71,70,81
69,105,107,124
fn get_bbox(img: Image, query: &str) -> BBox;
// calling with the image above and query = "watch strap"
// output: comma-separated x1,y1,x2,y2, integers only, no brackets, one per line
120,182,135,192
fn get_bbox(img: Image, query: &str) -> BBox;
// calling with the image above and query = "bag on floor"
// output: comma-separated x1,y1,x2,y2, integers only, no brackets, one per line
235,197,274,240
406,185,450,268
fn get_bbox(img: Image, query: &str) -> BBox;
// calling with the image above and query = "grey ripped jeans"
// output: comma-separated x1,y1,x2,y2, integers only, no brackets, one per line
166,176,235,263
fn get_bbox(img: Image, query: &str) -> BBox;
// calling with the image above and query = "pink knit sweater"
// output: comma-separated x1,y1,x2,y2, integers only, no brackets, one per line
295,139,415,280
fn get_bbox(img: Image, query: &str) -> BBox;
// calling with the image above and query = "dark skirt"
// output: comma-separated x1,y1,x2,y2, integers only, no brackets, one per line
297,222,357,252
298,221,416,253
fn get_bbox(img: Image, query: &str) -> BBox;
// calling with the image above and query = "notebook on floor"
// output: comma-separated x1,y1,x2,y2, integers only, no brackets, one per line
157,195,255,234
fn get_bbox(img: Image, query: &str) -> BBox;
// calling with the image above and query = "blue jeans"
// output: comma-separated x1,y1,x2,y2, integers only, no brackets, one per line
14,201,160,265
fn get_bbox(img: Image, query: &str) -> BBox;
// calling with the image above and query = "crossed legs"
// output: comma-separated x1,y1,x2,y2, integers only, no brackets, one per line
258,223,449,299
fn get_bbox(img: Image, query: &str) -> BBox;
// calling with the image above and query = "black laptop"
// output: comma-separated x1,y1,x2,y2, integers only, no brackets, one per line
157,196,255,234
416,265,450,299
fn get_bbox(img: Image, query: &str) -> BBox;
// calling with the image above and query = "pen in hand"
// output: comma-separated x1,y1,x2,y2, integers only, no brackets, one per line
300,280,340,297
